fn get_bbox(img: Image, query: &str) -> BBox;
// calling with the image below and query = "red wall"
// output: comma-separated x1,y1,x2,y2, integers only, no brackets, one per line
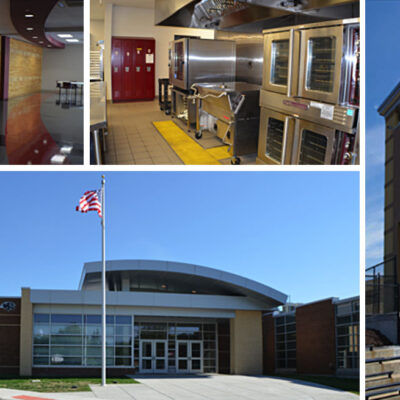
296,299,336,374
0,297,21,376
262,314,275,374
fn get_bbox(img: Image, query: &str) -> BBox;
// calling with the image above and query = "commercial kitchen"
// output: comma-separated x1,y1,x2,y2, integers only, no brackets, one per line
90,0,360,165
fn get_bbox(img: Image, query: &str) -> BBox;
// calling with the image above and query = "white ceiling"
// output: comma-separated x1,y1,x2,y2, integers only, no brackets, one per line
91,0,155,20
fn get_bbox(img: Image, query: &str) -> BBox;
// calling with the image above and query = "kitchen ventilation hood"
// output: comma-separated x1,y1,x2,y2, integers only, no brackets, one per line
155,0,359,31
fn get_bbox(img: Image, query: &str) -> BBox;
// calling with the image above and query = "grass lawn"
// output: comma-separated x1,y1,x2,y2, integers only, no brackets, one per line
272,374,359,395
0,377,139,392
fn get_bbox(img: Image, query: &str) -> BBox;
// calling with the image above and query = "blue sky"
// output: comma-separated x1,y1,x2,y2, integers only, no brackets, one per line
366,0,400,266
0,171,359,303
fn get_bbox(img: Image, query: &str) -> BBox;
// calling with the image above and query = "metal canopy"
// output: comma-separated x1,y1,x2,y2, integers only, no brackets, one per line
80,259,288,307
155,0,359,31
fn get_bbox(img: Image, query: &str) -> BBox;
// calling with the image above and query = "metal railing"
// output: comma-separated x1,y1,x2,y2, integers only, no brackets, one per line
366,257,398,315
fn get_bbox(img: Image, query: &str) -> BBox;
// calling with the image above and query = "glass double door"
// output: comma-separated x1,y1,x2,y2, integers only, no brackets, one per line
139,340,167,373
176,340,202,373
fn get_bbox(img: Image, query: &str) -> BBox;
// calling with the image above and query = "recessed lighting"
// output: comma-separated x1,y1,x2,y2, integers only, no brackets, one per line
25,14,34,18
32,36,38,39
47,45,52,48
26,27,34,31
66,39,79,43
39,41,43,44
57,34,73,38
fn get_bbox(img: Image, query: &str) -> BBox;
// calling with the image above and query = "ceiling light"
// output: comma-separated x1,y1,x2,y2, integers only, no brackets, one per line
26,27,34,31
32,36,38,39
51,154,66,164
66,39,79,43
47,45,52,48
161,284,167,289
192,290,197,294
57,34,73,38
25,14,34,18
39,41,43,44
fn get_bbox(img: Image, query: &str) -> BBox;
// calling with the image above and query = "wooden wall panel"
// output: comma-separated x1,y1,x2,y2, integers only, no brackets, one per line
8,38,42,98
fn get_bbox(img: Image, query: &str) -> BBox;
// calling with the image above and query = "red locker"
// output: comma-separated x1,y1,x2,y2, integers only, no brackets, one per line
111,37,155,102
111,39,123,101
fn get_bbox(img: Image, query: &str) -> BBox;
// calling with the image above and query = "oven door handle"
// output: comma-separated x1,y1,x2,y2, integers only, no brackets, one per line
281,116,291,165
287,29,294,98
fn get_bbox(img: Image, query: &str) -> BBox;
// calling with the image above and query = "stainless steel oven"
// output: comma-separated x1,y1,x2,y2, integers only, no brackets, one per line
259,18,359,164
169,38,236,91
257,107,356,165
262,19,360,106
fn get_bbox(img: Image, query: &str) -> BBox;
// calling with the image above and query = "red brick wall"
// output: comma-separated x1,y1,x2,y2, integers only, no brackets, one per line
32,367,135,378
0,297,21,376
262,314,275,374
393,125,400,280
296,299,336,374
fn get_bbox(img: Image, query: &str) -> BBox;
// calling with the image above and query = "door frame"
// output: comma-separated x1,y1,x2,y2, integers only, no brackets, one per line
176,340,203,373
139,339,168,374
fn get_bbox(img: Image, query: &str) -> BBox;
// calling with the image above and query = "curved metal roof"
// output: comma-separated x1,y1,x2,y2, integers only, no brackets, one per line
79,259,287,307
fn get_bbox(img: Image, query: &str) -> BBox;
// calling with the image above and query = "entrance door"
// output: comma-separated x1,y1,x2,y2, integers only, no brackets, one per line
139,340,167,373
176,340,202,373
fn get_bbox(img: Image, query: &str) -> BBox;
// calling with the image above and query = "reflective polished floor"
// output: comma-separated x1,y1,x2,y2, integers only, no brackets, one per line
0,91,83,164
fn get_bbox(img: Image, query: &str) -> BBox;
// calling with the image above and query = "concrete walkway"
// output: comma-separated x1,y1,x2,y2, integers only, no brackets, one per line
0,375,359,400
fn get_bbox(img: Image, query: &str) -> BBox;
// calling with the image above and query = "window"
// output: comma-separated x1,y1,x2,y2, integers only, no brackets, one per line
335,299,359,370
274,313,296,370
32,313,133,367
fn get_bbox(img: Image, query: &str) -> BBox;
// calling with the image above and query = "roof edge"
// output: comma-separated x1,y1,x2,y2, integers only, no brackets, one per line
80,259,288,305
378,82,400,116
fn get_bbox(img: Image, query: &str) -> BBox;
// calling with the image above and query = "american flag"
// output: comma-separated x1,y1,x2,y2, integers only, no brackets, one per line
76,190,102,218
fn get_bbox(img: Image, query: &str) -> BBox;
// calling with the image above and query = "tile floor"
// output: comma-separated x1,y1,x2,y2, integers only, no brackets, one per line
105,100,183,165
104,100,256,165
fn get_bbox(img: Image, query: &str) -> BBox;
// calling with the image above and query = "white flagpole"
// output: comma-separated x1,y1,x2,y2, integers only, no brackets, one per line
101,175,106,387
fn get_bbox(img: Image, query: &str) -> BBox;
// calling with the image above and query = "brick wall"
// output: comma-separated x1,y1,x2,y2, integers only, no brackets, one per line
0,297,21,376
296,299,336,374
262,314,275,374
32,367,135,378
8,38,42,98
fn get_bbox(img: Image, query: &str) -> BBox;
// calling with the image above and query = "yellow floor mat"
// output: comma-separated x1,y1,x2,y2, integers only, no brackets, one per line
153,121,230,165
206,145,232,160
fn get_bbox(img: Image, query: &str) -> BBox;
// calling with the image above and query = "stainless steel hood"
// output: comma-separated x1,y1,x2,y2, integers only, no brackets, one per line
155,0,359,31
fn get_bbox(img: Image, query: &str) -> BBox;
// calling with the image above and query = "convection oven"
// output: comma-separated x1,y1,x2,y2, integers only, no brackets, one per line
262,19,360,105
258,18,360,165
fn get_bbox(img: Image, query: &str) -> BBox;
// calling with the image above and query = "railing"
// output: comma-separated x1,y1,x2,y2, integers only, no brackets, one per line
366,257,398,315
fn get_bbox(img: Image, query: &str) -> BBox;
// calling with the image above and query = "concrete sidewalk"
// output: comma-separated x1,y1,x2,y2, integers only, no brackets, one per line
0,388,96,399
0,375,359,400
